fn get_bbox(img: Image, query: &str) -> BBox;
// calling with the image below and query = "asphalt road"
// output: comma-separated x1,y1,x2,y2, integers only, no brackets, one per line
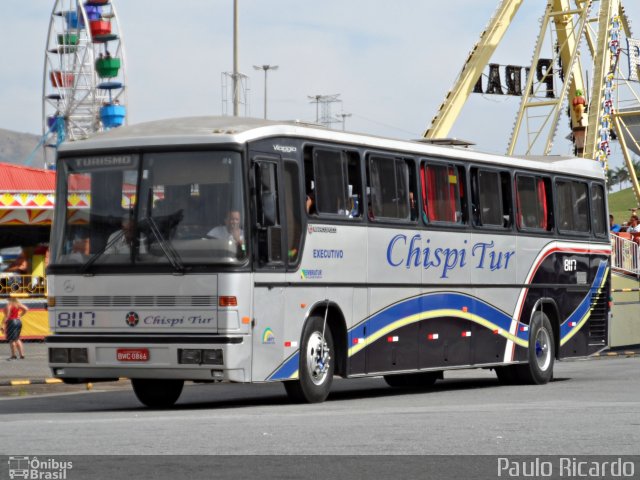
1,355,638,456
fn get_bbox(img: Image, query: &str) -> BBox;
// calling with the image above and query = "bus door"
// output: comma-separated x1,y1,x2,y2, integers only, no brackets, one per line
251,155,288,381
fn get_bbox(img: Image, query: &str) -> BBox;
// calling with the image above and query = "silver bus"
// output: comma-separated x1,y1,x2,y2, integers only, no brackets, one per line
47,117,611,407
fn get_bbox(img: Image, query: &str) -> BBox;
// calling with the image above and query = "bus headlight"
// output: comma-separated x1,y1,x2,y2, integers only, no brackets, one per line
69,348,89,363
178,349,223,365
179,349,202,364
202,349,224,365
49,348,69,363
50,348,89,363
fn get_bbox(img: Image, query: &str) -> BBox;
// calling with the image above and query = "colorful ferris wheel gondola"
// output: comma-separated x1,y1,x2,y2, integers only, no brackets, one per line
42,0,128,168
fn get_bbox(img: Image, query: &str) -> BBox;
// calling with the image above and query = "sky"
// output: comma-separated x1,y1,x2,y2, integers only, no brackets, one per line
2,0,640,170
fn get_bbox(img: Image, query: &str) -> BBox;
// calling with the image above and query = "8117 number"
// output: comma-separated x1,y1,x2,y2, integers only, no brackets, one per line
57,311,96,328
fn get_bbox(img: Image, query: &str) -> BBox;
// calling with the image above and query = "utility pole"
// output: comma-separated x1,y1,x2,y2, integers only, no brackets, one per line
253,65,278,119
307,94,341,127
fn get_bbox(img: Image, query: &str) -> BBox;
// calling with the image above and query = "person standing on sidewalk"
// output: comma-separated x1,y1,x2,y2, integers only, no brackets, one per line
2,296,28,360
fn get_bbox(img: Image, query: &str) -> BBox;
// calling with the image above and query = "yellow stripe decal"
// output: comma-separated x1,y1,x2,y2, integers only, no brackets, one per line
348,309,527,358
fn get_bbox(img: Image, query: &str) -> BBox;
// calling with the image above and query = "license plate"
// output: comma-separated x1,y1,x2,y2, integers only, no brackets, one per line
116,348,149,362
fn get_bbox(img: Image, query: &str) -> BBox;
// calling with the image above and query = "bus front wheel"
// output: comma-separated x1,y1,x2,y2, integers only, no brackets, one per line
284,316,334,403
514,312,555,385
131,378,184,408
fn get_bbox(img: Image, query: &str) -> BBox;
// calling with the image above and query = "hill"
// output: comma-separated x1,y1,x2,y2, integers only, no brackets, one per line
0,128,45,168
608,187,639,225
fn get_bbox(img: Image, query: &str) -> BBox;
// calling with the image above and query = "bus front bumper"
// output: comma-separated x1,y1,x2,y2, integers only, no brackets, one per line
46,334,251,383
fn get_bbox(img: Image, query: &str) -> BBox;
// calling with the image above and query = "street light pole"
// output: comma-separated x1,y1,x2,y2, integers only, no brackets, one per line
232,0,239,116
336,112,352,131
253,64,278,119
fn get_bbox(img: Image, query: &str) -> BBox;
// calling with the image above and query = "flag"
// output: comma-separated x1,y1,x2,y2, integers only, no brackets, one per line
628,38,640,81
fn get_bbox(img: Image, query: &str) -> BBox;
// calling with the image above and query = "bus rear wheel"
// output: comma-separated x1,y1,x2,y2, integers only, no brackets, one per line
384,372,439,389
284,316,334,403
131,378,184,408
514,312,555,385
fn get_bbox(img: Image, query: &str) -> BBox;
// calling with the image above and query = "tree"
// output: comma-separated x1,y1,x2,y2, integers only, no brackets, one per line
632,159,640,181
606,169,617,192
615,166,629,191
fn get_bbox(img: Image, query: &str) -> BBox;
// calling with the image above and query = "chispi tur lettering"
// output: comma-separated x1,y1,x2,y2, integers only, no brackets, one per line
386,234,515,279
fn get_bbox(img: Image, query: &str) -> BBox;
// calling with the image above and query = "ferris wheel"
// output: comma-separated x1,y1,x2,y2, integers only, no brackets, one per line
42,0,127,167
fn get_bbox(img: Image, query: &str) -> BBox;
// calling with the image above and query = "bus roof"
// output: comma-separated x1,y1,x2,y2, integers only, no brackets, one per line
58,116,605,180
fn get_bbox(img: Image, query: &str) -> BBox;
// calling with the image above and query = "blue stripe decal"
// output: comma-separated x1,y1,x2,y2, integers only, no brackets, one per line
365,293,514,335
268,352,299,381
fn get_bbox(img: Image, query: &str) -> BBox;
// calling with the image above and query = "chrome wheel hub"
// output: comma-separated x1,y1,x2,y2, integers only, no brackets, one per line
306,331,330,385
535,327,551,371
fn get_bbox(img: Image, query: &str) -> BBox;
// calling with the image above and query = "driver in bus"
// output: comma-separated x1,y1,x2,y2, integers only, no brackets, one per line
207,210,245,253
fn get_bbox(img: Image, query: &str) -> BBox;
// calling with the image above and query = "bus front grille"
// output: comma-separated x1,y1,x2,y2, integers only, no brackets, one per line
57,295,218,308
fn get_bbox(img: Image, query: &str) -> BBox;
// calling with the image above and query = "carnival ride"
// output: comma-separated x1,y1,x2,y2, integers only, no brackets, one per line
425,0,640,347
1,0,127,338
41,0,127,168
425,0,640,204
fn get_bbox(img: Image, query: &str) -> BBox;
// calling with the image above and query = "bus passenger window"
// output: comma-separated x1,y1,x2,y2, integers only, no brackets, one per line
591,184,606,236
305,148,362,219
421,162,465,224
515,175,551,231
367,156,415,221
284,161,302,264
556,180,589,233
471,168,511,228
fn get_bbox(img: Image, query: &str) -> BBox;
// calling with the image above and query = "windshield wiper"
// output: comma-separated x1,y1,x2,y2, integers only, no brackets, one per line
79,229,126,273
145,215,186,273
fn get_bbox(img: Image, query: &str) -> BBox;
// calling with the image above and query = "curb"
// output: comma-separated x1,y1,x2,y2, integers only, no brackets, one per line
0,378,63,387
0,378,128,388
593,351,637,358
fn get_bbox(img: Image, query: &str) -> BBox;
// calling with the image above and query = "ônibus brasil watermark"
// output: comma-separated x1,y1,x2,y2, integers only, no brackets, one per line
8,456,72,479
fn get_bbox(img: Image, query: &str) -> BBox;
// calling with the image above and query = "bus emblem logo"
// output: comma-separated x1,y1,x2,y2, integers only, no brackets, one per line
262,328,275,344
126,312,139,327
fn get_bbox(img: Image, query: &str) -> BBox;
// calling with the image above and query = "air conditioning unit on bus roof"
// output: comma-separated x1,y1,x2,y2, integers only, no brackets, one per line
412,138,475,148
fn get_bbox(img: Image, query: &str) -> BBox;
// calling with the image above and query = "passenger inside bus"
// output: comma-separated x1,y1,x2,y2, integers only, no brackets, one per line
306,191,316,215
105,214,147,255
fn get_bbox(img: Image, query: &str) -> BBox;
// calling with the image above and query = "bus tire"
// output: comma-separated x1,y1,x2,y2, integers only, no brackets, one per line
131,378,184,408
384,372,439,389
284,316,334,403
514,312,555,385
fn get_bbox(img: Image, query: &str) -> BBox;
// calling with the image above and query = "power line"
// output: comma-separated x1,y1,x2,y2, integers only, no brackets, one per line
351,113,418,136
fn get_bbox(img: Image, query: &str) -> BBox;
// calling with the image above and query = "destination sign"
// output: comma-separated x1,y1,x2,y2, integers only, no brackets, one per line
71,154,138,171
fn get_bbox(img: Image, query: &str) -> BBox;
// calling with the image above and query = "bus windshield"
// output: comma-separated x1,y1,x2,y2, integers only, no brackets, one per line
52,151,247,269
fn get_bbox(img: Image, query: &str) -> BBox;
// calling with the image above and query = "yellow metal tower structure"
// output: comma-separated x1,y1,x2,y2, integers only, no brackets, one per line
424,0,640,204
424,0,524,139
